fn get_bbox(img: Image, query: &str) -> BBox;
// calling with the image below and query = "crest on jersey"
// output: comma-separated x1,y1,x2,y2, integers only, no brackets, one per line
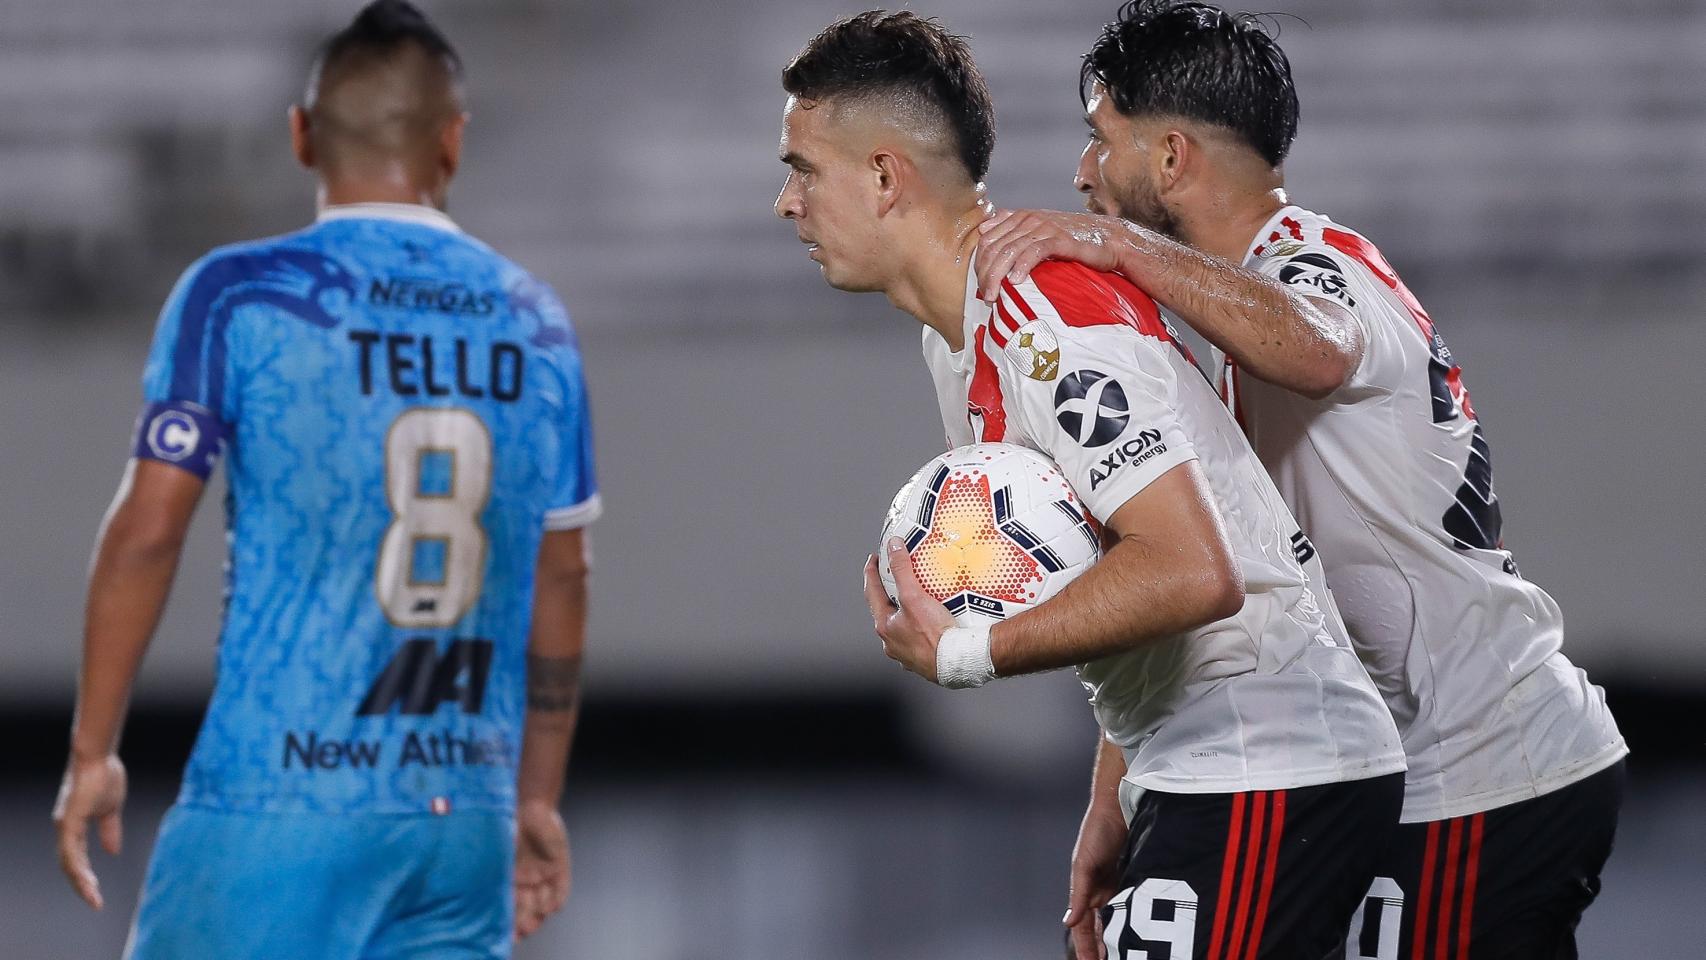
1003,320,1061,382
1265,238,1306,258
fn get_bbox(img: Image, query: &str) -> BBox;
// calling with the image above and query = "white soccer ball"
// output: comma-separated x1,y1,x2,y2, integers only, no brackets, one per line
878,442,1101,628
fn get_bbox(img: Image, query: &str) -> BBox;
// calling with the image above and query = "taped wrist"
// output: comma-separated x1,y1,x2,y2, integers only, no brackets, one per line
936,625,996,689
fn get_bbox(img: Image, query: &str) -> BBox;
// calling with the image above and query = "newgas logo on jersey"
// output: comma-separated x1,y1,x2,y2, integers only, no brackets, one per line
1278,253,1356,307
1003,320,1061,382
368,276,500,316
1088,428,1166,491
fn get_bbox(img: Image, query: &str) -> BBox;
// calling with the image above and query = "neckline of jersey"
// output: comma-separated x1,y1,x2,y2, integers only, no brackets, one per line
315,202,462,234
1240,203,1306,265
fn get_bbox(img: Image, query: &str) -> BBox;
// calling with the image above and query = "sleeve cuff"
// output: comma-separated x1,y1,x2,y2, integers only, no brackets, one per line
543,493,602,530
1081,446,1197,524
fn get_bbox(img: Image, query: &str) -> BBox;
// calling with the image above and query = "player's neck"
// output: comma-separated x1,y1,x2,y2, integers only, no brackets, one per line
886,199,991,352
316,176,446,212
1181,185,1289,264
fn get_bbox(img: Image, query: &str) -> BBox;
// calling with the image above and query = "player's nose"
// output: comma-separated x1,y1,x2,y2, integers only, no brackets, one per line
774,176,802,221
1073,143,1096,194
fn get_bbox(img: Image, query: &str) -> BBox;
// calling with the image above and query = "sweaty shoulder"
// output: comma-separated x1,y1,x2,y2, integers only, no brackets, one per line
1022,260,1172,337
1246,208,1383,315
985,259,1182,365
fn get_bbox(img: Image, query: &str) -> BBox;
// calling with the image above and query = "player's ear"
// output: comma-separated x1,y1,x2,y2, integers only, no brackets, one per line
439,112,469,182
288,105,314,170
1158,129,1189,192
872,148,904,217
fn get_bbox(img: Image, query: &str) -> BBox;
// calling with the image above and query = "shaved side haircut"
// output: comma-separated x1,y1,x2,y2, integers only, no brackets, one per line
303,0,465,178
782,10,996,183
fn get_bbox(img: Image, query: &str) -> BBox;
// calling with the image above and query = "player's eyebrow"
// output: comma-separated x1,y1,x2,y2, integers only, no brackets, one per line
780,150,812,171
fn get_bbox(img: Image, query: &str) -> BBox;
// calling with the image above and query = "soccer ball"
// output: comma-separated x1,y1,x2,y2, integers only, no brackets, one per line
878,443,1101,628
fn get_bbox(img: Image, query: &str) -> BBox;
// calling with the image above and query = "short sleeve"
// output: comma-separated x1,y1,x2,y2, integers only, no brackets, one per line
522,282,600,530
1007,326,1198,523
1251,244,1401,400
132,254,238,480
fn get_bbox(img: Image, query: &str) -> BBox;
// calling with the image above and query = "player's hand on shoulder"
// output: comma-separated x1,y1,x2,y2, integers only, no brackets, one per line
976,209,1127,302
862,541,956,685
513,800,571,940
52,753,127,910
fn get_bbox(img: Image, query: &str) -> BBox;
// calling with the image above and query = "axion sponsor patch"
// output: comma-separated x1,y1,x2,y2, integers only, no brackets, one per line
1278,252,1356,307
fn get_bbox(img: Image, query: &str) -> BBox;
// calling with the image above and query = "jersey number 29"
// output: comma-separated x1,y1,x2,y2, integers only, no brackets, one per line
376,408,492,627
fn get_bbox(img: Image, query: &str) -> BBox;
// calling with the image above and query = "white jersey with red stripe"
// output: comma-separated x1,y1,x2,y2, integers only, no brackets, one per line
922,256,1405,805
1229,205,1626,823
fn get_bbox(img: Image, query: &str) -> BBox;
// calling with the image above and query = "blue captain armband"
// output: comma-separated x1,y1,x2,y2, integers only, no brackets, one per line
133,400,228,480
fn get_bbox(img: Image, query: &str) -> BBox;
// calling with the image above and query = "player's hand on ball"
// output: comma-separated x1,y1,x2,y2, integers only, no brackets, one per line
53,753,127,910
513,801,571,940
975,209,1126,302
1063,798,1127,960
863,539,957,684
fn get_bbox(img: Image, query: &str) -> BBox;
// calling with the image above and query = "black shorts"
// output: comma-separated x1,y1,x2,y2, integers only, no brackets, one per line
1094,772,1404,960
1343,759,1625,960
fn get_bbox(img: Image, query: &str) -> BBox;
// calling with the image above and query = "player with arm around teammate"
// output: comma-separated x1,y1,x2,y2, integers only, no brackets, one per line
52,3,598,956
775,13,1407,960
975,4,1627,957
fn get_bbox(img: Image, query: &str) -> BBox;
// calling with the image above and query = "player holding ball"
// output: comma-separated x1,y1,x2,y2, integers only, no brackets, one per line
777,12,1406,960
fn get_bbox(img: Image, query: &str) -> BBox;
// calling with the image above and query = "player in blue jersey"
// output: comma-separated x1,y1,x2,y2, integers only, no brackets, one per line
51,3,598,956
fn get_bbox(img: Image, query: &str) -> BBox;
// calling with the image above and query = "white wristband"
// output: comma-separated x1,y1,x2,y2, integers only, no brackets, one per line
936,625,996,689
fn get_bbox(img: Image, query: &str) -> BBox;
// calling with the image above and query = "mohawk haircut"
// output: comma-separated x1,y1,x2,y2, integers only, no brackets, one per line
782,10,996,182
1082,0,1300,167
307,0,462,105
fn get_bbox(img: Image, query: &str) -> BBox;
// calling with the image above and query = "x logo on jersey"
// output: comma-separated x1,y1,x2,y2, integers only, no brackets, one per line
1054,370,1129,447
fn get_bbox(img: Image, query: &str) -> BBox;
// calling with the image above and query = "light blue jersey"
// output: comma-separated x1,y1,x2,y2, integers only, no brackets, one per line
133,202,598,816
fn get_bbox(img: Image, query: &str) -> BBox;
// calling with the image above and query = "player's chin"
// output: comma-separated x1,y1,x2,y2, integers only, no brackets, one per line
819,263,879,294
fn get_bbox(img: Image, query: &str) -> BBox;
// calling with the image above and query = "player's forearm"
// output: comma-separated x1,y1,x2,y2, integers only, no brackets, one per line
1088,734,1125,817
988,530,1242,676
71,505,190,760
1109,224,1355,397
516,571,587,808
518,658,581,808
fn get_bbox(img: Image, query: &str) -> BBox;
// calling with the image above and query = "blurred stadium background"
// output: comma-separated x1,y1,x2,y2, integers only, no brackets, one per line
2,0,1702,956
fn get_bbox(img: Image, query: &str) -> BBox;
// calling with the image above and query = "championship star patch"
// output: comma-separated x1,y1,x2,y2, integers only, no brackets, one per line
1004,320,1060,382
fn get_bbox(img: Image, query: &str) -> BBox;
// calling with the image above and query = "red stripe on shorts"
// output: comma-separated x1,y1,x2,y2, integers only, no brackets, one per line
1206,792,1249,960
1241,789,1287,960
1412,820,1443,960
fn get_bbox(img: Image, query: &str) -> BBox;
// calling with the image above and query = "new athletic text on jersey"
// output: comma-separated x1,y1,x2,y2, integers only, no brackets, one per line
922,256,1405,806
1231,205,1624,822
134,203,599,814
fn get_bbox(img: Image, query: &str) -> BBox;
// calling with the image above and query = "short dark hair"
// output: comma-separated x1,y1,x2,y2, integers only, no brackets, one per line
782,10,996,181
310,0,462,97
1082,1,1299,167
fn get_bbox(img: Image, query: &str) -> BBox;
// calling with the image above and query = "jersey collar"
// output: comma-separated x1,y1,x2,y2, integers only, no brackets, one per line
316,202,462,234
1241,203,1305,265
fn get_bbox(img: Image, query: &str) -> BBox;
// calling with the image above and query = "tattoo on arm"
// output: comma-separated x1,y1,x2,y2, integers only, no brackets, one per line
526,654,582,712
